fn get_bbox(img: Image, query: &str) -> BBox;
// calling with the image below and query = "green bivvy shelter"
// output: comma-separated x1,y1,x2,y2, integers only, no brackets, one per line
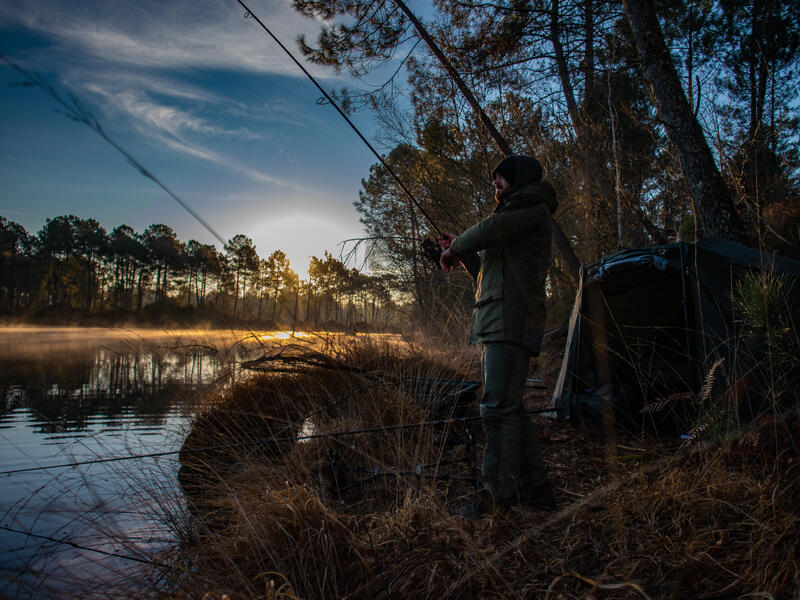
551,236,800,432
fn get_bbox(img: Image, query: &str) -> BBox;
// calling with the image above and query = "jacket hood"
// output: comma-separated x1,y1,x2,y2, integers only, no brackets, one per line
500,180,559,215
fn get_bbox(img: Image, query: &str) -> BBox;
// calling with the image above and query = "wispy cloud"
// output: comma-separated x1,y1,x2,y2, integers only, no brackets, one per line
77,80,309,189
152,132,297,189
86,85,259,140
0,0,334,78
72,70,241,106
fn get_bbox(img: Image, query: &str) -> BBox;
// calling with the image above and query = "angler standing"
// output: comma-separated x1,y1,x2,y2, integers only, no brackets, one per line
439,155,557,513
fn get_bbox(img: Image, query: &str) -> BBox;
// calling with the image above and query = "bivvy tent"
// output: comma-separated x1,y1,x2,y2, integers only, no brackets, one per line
551,236,800,433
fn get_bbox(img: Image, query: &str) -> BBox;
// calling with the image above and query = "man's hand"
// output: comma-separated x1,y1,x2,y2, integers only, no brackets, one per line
440,248,460,272
438,232,456,250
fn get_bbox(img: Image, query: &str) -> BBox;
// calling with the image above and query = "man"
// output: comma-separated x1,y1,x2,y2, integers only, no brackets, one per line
439,154,557,511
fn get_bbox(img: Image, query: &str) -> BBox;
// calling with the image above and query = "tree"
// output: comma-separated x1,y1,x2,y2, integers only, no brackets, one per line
72,217,108,310
705,0,800,245
0,218,34,311
110,225,148,310
142,224,183,303
185,240,221,307
262,249,293,322
622,0,747,242
308,252,352,322
224,234,258,318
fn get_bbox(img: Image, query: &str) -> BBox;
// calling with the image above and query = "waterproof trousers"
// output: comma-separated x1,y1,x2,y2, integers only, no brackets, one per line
480,341,549,502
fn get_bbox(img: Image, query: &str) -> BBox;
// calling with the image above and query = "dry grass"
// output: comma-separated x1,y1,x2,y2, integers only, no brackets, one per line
150,334,800,600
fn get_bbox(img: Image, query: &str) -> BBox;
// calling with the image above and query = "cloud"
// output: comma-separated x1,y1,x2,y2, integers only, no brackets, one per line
73,70,240,106
72,79,304,191
139,118,304,191
86,85,259,140
0,0,336,78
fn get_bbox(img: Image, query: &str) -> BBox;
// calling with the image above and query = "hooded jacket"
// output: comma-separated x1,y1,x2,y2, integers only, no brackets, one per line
449,157,557,354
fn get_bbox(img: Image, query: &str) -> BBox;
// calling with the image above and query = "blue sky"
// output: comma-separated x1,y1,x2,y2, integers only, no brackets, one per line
0,0,398,275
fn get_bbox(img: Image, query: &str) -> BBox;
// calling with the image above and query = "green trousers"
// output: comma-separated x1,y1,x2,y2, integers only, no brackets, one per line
480,342,549,502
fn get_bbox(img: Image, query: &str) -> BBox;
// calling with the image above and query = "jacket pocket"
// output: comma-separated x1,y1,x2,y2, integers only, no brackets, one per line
474,297,503,336
475,264,502,306
475,283,502,307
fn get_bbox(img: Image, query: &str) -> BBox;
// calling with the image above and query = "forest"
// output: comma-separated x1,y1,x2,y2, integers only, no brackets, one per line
291,0,799,327
0,215,397,328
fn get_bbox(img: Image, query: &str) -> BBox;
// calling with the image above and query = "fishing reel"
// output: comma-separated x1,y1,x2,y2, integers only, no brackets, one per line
421,237,442,264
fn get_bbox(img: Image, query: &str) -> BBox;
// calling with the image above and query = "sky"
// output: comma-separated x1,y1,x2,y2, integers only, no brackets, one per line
0,0,399,276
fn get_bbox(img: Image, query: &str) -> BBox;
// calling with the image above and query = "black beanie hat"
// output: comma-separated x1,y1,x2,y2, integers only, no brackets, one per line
492,155,542,190
492,156,517,188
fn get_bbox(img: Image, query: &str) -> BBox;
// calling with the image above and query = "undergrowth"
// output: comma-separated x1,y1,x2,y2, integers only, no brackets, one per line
141,333,800,600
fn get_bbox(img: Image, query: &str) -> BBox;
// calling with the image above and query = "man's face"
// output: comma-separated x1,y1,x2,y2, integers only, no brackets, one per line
493,173,512,202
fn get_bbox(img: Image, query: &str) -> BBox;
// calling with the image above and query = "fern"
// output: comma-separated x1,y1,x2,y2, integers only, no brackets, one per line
697,358,725,406
643,392,693,414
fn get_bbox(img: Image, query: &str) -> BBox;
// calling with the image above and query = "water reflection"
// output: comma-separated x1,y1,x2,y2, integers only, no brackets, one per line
2,349,222,432
0,326,285,597
0,326,394,596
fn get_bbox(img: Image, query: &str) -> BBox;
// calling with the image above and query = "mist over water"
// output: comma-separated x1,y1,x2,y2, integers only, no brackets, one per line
0,326,309,597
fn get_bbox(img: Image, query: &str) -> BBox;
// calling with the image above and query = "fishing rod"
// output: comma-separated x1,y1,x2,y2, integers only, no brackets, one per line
234,0,443,238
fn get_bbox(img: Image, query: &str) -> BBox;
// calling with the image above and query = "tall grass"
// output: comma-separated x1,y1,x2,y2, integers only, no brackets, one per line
166,334,492,598
139,328,799,600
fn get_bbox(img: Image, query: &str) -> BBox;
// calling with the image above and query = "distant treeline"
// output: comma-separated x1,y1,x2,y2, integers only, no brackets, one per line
0,215,398,328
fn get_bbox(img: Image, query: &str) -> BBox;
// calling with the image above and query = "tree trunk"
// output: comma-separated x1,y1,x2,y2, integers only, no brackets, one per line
233,269,240,317
622,0,747,242
551,0,616,254
136,268,144,311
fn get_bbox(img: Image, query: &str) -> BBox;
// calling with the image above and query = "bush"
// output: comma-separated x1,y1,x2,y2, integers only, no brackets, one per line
731,269,800,416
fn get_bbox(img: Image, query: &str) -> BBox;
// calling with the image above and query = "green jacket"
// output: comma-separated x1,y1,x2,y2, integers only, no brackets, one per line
450,180,556,355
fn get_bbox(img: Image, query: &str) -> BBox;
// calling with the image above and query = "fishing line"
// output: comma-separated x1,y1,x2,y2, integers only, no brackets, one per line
0,407,559,477
0,53,228,247
0,524,169,568
234,0,442,235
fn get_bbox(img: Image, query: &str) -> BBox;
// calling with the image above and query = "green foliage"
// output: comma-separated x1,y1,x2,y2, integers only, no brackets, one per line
731,269,800,412
687,270,799,442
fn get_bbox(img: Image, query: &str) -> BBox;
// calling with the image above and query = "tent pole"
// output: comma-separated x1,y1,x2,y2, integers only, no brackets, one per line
679,244,696,392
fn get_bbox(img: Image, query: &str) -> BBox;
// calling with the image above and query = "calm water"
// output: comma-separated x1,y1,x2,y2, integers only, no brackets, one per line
0,326,304,597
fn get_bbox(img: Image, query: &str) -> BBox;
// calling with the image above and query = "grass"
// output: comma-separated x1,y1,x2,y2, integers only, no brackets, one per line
134,332,800,600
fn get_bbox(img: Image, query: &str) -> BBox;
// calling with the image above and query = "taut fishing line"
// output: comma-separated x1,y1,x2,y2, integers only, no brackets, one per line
0,407,559,477
0,524,170,568
0,53,228,247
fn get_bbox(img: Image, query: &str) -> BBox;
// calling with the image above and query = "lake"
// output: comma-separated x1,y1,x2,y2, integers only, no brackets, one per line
0,326,313,598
